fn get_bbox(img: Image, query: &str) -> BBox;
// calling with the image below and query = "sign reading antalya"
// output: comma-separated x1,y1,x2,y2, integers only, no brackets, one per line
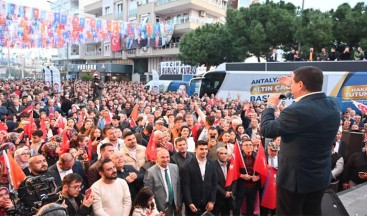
0,1,174,50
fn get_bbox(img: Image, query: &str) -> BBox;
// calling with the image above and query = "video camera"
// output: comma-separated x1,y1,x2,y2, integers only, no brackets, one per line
6,175,58,216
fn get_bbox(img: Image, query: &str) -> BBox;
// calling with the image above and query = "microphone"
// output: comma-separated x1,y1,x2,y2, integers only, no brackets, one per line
279,91,293,99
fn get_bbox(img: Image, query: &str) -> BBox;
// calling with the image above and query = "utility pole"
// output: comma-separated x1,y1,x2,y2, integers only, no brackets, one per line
298,0,305,51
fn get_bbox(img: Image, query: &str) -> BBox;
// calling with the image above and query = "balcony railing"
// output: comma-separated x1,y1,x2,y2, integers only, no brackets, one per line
166,16,217,25
153,42,180,50
84,51,101,56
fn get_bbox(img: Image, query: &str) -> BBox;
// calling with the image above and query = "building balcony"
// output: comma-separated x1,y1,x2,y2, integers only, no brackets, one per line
84,0,102,16
125,43,180,58
155,0,226,17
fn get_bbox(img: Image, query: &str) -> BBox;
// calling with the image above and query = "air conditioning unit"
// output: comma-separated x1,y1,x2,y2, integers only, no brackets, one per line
199,10,206,17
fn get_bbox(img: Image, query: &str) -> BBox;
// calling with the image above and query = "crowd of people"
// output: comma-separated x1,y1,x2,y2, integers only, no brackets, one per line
0,72,366,216
268,46,367,62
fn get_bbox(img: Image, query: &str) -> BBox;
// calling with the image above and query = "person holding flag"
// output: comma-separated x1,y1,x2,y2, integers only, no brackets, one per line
233,137,260,216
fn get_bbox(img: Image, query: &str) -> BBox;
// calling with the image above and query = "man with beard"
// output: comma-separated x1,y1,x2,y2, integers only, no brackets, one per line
57,173,93,216
91,158,131,215
18,154,58,208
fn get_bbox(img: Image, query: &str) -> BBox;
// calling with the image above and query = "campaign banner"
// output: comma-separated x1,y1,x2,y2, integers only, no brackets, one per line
44,67,52,87
0,1,174,50
215,71,367,112
50,66,61,92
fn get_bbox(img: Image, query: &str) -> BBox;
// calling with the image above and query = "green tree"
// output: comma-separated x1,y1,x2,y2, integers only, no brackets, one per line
295,9,333,52
226,1,298,61
179,23,241,70
80,72,93,81
332,2,367,49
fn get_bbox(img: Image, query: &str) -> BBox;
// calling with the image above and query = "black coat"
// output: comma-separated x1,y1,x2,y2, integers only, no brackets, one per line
48,161,88,192
181,157,218,208
117,165,144,201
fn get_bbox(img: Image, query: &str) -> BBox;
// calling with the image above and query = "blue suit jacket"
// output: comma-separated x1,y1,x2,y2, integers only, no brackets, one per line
261,93,340,193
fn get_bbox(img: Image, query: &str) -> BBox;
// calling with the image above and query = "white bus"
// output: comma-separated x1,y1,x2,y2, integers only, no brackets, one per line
190,61,367,111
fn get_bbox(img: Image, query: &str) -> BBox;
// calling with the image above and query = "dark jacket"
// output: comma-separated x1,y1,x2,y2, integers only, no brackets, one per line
48,161,88,192
56,193,91,216
261,93,340,193
117,165,144,201
181,156,218,208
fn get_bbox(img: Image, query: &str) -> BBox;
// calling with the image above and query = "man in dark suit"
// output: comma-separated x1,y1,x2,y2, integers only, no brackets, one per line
144,148,182,215
170,138,195,169
261,66,340,215
181,140,218,216
213,147,232,216
48,153,88,191
111,152,143,202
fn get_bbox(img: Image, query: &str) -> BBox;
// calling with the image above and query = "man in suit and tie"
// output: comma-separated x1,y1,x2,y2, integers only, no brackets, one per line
213,147,232,216
181,140,218,216
261,66,340,215
48,153,88,191
144,148,182,215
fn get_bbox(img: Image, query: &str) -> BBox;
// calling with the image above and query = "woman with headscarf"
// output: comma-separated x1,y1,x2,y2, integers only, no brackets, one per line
14,147,31,170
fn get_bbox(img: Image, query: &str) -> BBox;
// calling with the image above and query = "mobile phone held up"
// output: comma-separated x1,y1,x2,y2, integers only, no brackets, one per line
85,188,92,199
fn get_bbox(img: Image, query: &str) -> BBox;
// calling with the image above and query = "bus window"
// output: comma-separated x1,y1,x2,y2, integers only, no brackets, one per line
200,72,226,97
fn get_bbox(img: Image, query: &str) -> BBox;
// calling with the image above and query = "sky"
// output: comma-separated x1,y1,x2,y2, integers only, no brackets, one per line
279,0,364,12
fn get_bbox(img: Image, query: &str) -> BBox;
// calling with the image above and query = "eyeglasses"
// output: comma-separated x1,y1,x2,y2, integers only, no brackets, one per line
69,185,84,190
242,144,253,147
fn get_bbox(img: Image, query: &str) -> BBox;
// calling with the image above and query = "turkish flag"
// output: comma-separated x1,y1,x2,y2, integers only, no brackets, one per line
130,104,139,122
225,140,245,187
21,105,33,114
192,121,203,142
0,122,7,132
261,167,277,209
111,33,121,51
146,131,157,162
253,142,268,187
352,100,367,113
60,129,70,156
130,118,137,128
24,111,36,138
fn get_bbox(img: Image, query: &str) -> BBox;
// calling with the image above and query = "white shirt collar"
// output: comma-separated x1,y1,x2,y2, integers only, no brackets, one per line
294,91,323,102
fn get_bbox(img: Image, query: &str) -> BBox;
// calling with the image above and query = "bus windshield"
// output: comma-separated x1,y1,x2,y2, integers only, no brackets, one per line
199,72,226,97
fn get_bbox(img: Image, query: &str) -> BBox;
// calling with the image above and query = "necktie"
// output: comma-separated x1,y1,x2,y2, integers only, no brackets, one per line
165,169,174,205
270,157,274,166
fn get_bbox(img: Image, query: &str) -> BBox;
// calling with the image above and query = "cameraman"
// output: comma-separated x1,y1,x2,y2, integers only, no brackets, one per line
0,187,14,215
92,74,104,101
56,173,93,216
18,154,58,208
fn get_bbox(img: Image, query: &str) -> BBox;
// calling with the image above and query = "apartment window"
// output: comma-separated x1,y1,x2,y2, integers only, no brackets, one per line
105,6,110,15
176,14,182,24
116,3,123,18
104,41,111,56
183,13,189,23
